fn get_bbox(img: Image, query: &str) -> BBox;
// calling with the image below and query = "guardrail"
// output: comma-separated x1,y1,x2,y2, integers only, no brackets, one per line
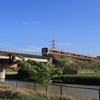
0,48,41,56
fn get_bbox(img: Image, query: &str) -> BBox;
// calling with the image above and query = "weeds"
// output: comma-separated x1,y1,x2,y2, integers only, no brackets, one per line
0,84,93,100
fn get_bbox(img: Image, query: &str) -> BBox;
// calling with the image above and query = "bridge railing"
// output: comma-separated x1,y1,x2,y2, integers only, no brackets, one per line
0,48,42,56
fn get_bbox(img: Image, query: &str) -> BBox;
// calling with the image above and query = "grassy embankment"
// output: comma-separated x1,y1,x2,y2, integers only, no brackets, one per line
53,58,100,73
53,58,100,85
0,84,91,100
54,72,100,85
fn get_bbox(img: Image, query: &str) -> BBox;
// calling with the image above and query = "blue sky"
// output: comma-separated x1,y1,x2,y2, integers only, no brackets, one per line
0,0,100,56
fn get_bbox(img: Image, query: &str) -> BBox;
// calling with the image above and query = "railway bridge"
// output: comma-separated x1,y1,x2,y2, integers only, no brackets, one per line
0,49,51,82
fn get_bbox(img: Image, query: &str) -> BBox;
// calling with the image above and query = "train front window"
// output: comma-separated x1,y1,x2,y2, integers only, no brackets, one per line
42,48,48,54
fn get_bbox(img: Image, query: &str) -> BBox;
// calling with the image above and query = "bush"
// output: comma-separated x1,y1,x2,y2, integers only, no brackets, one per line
54,73,100,85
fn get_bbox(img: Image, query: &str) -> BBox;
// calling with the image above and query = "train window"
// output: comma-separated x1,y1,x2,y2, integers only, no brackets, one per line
53,50,57,53
50,50,52,53
62,52,65,54
42,48,48,54
66,53,70,56
78,55,81,57
71,53,74,56
61,52,64,54
73,54,76,56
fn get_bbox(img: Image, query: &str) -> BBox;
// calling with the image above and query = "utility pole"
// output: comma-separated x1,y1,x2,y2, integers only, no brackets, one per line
51,38,56,49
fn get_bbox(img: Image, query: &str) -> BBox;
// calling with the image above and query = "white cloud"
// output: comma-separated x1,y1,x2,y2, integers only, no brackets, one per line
23,22,30,25
30,45,41,52
32,21,40,24
16,46,41,55
58,43,72,46
93,43,98,46
23,21,40,25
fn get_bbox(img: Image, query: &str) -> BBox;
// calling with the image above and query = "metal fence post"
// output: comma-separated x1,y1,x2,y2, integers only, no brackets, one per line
16,80,18,88
34,82,36,91
4,79,6,84
99,89,100,100
60,85,62,96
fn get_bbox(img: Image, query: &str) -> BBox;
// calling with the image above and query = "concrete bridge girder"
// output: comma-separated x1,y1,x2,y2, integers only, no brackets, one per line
0,54,49,83
15,56,48,62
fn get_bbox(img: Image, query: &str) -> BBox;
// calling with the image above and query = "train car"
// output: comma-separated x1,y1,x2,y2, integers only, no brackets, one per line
42,47,59,57
42,47,98,61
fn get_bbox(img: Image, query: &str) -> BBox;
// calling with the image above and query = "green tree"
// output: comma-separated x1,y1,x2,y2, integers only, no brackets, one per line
61,58,72,67
19,57,62,97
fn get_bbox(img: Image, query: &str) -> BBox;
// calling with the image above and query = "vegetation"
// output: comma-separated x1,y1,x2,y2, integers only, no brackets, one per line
71,59,100,71
18,57,62,97
60,58,72,67
0,84,92,100
6,57,100,86
53,72,100,85
6,67,18,72
59,72,100,78
51,58,100,85
4,57,100,99
52,58,100,74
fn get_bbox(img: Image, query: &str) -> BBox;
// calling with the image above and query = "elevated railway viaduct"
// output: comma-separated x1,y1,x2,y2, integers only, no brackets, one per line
0,49,50,82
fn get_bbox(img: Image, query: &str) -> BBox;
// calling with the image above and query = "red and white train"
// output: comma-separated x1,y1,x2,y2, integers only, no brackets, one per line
42,47,98,61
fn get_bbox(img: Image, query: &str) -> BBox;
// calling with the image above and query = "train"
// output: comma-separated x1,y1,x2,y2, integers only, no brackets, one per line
42,47,98,61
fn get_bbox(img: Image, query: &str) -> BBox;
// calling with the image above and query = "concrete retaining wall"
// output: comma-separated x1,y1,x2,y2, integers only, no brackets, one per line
77,70,94,74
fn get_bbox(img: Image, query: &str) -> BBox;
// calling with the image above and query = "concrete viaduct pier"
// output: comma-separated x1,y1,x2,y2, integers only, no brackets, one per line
0,66,5,82
0,55,19,82
0,49,50,83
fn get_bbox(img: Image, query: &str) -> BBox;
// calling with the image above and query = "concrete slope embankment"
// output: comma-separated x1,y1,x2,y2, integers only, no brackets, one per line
5,71,18,75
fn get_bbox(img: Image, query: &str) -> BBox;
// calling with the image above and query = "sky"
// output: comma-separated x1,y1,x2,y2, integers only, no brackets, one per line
0,0,100,57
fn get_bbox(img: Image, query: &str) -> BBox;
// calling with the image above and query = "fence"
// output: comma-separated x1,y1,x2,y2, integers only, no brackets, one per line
5,80,100,100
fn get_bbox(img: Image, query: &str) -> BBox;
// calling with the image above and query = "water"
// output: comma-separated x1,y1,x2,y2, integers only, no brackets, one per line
5,80,100,99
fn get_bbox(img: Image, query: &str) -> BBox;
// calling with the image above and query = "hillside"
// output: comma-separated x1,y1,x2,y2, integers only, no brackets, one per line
52,58,100,74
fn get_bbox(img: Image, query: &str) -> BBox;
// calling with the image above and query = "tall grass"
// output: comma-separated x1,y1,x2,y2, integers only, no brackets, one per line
0,84,91,100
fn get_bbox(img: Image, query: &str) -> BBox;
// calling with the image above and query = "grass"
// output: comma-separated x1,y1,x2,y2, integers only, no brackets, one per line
54,72,100,85
58,72,100,81
59,72,100,77
6,68,18,72
0,83,92,100
56,58,100,72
